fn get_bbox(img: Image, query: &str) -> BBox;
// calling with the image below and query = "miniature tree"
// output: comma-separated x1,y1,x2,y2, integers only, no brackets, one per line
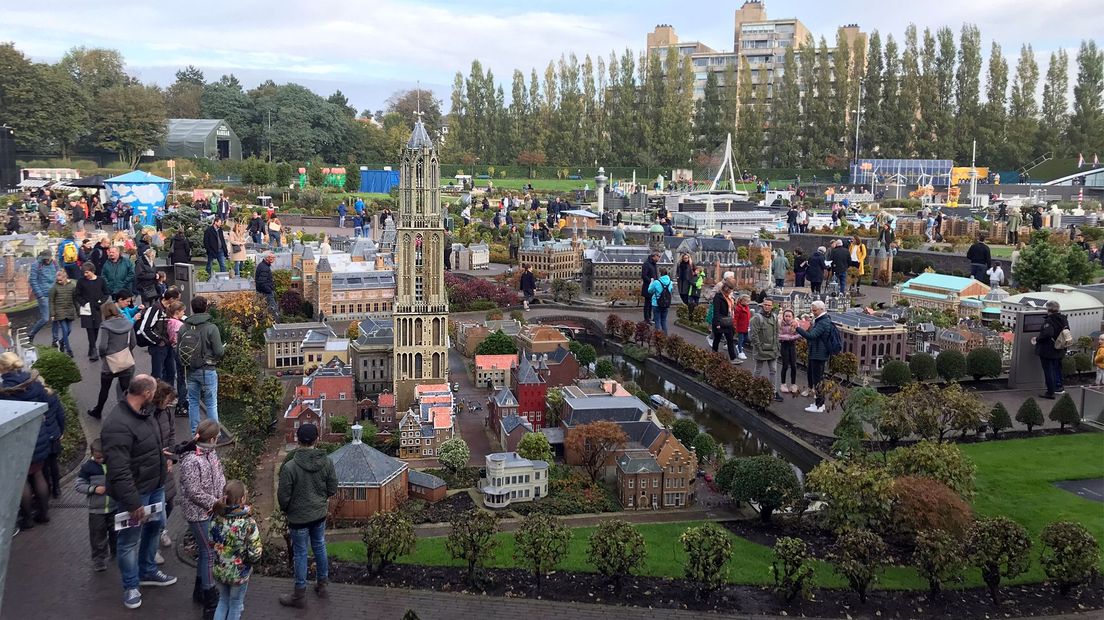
880,360,912,387
594,358,615,379
806,460,894,533
587,520,647,594
722,455,801,523
653,405,676,428
965,516,1032,604
437,437,471,474
513,513,571,593
475,330,517,355
402,610,420,620
965,348,1002,381
1015,397,1044,433
691,433,720,465
887,440,976,498
908,352,937,381
445,509,499,586
1048,393,1081,430
32,347,82,392
565,421,627,482
771,536,814,603
891,476,974,543
829,352,859,382
829,529,887,604
361,512,417,574
515,432,553,463
914,529,966,595
1039,521,1101,596
680,523,733,598
670,418,700,447
935,350,966,381
988,402,1013,437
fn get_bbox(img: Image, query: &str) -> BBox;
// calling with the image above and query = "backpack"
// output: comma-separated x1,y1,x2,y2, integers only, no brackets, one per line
134,304,164,347
705,302,714,325
177,322,208,370
657,281,673,309
826,320,844,356
62,242,77,264
1054,327,1073,350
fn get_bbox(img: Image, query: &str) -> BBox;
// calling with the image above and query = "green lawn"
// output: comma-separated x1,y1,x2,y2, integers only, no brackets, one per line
328,434,1104,591
471,178,587,192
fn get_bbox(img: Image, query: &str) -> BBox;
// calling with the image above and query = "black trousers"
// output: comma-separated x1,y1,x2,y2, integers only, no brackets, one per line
807,359,826,406
810,280,822,295
88,512,118,562
712,325,736,361
780,341,798,384
92,367,134,417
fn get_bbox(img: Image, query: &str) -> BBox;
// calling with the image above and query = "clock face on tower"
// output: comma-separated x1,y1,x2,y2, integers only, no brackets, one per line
393,119,450,410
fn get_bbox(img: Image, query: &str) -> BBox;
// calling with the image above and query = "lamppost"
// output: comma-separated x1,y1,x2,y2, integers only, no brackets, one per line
594,166,608,218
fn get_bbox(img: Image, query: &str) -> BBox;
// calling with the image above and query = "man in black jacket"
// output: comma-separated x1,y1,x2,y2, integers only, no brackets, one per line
255,251,278,318
1034,300,1070,399
203,217,228,279
102,374,177,609
828,240,851,293
965,234,991,282
641,252,660,322
519,263,536,311
1031,206,1044,230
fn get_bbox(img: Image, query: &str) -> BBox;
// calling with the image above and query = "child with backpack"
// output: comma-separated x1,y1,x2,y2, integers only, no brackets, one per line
166,301,189,417
209,480,262,620
647,267,675,335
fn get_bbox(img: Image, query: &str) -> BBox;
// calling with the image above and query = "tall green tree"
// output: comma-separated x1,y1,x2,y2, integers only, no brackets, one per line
1006,45,1040,168
735,57,765,169
896,26,922,157
831,28,854,163
954,25,983,160
58,46,128,99
695,70,726,154
580,54,601,165
505,69,527,163
661,49,695,167
0,45,88,157
768,47,801,167
807,37,835,166
640,49,667,166
93,83,167,168
201,75,258,155
164,66,205,118
551,54,583,166
797,35,818,167
1068,40,1104,159
722,59,739,146
916,29,943,157
607,50,639,166
860,31,884,158
528,67,546,156
441,72,469,162
385,88,443,137
1039,50,1070,158
978,42,1009,167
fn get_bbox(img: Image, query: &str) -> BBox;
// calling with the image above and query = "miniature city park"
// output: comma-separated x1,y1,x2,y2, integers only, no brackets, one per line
3,18,1104,620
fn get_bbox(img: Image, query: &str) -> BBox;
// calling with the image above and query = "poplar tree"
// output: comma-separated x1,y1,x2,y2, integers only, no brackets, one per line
1039,50,1070,158
832,28,854,163
1068,40,1104,159
581,54,600,165
860,31,884,157
916,28,942,157
954,24,983,161
978,42,1009,167
641,49,667,166
696,70,726,153
528,68,545,156
897,25,922,157
735,57,765,169
807,36,835,166
768,47,801,168
797,35,818,167
505,69,527,162
1006,44,1040,167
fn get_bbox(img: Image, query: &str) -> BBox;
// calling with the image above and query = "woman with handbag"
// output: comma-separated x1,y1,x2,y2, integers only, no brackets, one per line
228,222,248,277
86,301,136,420
267,215,283,249
710,282,738,362
74,263,109,361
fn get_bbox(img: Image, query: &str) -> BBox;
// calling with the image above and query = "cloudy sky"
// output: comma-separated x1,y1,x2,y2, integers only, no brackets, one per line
1,0,1096,112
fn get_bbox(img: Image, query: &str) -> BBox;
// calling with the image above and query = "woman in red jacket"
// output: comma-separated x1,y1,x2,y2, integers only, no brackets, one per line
734,294,751,361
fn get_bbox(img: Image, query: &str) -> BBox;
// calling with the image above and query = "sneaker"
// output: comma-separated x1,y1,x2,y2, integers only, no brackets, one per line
774,393,785,403
705,335,714,348
93,559,108,572
780,384,790,394
160,531,172,548
737,352,747,360
139,570,177,587
804,404,825,413
155,551,165,565
1054,390,1066,395
800,389,811,397
123,589,142,609
790,384,799,394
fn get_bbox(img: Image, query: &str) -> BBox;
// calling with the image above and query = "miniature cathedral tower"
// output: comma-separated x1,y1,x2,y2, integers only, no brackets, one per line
392,115,450,410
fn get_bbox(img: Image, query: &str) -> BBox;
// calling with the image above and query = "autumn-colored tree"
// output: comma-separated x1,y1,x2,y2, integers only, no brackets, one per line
607,289,629,307
346,322,360,340
566,421,627,482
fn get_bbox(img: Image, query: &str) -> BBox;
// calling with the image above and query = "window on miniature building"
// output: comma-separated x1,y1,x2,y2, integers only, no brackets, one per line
355,488,367,500
414,234,424,266
628,478,634,488
653,478,659,488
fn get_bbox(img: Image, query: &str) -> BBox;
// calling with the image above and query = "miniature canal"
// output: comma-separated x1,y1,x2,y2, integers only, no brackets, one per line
610,353,810,471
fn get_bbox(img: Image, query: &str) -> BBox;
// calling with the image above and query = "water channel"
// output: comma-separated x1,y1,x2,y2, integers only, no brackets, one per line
610,353,805,467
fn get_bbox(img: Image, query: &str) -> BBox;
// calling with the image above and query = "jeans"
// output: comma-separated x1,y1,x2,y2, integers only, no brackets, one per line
264,292,280,318
214,581,249,620
190,519,214,589
234,260,243,277
652,305,669,334
173,350,187,405
116,487,165,590
807,359,826,407
149,344,175,384
269,231,281,248
29,295,50,340
187,368,219,434
206,255,227,277
53,319,72,352
737,332,749,355
810,280,821,295
754,358,780,392
92,367,134,418
970,263,987,282
338,214,346,228
250,232,262,244
1041,357,1064,395
834,272,847,292
290,520,329,589
353,226,361,238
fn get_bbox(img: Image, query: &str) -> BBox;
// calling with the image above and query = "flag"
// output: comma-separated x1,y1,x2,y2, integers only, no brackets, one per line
1078,153,1085,168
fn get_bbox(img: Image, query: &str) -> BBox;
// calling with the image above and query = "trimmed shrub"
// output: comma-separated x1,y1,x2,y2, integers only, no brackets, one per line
880,360,912,387
914,529,966,595
965,347,1003,381
965,516,1033,604
1039,521,1100,596
989,402,1013,437
887,441,976,498
588,520,647,593
891,476,973,542
806,460,894,533
721,455,802,523
32,347,82,392
909,352,938,381
935,350,967,381
771,536,814,603
680,523,733,597
1015,398,1044,433
830,529,887,604
1048,393,1081,430
670,418,700,447
1073,352,1093,373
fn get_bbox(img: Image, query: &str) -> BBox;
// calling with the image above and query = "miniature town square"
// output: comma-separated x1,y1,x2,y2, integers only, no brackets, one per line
0,4,1102,620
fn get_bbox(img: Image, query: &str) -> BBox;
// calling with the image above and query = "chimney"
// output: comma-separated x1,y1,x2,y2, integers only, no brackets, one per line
351,424,363,444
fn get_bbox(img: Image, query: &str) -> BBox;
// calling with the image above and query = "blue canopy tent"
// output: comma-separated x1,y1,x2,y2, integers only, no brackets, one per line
360,168,399,193
105,171,172,227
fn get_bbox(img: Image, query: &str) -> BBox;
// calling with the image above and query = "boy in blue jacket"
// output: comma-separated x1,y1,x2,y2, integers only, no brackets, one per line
75,438,118,571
